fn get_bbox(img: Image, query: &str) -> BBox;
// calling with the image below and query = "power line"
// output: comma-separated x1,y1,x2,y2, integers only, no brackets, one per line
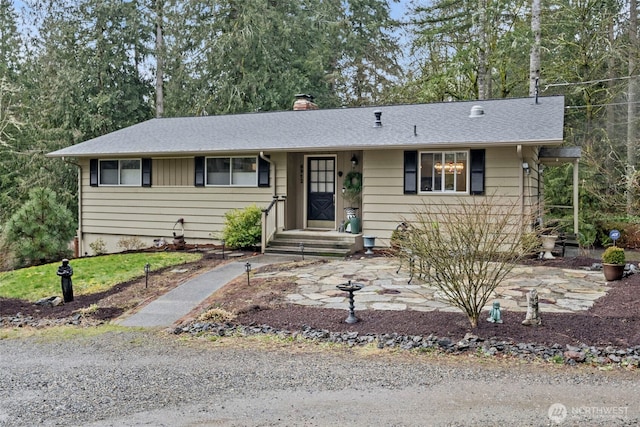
565,100,640,109
544,75,640,91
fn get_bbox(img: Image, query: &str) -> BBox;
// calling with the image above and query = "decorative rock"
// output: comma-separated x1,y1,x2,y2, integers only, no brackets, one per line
563,350,586,362
437,337,452,348
35,296,63,307
160,318,640,367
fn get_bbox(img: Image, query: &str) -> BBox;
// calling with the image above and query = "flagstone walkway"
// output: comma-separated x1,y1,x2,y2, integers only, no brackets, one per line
252,257,609,314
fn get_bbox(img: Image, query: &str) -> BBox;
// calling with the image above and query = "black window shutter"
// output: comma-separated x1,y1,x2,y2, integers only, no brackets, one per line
142,158,152,187
194,156,205,187
258,156,270,187
470,149,485,195
403,151,418,194
90,159,98,187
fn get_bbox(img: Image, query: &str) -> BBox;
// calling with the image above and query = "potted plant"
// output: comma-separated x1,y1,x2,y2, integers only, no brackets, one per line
602,246,625,281
342,171,362,233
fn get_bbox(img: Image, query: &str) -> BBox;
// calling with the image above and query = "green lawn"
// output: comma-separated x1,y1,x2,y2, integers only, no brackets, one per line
0,252,202,301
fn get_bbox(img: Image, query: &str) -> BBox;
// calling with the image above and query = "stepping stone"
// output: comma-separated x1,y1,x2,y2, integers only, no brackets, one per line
371,302,407,311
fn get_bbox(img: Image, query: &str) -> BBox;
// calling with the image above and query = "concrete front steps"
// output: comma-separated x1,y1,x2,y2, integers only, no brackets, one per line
264,229,362,257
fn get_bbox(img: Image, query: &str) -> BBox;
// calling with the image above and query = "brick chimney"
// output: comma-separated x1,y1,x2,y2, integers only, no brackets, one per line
293,94,319,111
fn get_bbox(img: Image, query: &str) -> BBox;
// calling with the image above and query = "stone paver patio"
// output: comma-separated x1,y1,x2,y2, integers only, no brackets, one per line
253,257,609,314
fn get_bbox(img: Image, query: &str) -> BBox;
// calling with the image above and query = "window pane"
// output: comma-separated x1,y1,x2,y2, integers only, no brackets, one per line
99,160,118,185
420,153,435,191
231,157,256,185
456,152,467,192
120,160,141,185
207,158,230,185
444,153,455,191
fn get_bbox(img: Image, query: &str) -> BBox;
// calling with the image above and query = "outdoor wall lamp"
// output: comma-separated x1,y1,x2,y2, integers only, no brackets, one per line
351,154,358,167
522,162,530,175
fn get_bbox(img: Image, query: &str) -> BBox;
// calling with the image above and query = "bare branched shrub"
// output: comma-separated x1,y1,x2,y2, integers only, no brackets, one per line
401,195,538,328
117,236,146,251
89,238,107,255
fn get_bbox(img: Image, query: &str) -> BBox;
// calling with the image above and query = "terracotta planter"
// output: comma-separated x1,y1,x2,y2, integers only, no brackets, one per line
603,263,625,281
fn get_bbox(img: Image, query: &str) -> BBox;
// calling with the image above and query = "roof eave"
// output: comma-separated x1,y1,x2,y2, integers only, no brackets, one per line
46,138,563,158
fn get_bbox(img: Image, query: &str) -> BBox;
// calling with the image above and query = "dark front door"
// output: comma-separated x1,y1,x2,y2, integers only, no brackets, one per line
307,157,335,227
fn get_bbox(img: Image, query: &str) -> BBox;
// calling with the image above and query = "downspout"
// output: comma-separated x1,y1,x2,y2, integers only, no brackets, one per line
259,151,275,197
573,158,579,235
516,145,525,229
62,157,83,258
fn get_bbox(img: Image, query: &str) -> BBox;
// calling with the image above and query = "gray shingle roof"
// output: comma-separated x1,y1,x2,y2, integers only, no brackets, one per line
47,96,565,157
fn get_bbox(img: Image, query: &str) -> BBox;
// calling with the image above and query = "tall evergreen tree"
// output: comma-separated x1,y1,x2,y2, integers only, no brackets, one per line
335,0,402,105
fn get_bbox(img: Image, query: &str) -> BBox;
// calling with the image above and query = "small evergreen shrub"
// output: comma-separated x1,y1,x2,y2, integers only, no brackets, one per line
222,205,262,249
1,187,75,267
602,246,625,265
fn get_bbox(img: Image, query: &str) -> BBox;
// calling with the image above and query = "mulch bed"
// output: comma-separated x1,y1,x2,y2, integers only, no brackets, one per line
233,255,640,348
3,253,640,349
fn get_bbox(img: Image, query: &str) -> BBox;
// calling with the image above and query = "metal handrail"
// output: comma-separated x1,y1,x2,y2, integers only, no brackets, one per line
261,195,285,253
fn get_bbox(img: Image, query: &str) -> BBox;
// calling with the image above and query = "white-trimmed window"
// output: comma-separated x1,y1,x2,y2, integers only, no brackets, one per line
206,156,257,186
99,159,141,186
420,151,468,193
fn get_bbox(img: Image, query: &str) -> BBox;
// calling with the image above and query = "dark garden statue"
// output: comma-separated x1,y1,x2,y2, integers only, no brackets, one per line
57,259,74,303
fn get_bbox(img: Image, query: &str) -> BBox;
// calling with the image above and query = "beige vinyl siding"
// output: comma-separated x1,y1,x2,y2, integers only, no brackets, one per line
78,154,286,254
361,147,536,246
153,158,193,186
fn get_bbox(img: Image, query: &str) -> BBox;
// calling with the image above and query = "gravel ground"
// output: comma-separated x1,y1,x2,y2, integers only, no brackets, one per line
1,330,639,426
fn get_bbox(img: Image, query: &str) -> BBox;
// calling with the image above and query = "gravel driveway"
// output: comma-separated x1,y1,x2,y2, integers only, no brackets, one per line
1,331,638,426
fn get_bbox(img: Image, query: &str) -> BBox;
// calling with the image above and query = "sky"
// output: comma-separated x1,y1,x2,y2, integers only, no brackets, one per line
12,0,413,18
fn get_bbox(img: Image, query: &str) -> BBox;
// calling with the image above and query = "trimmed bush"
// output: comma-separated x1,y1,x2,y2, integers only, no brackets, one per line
602,246,625,265
222,205,262,249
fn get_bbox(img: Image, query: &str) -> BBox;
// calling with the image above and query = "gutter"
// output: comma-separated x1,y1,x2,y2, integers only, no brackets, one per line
516,145,525,230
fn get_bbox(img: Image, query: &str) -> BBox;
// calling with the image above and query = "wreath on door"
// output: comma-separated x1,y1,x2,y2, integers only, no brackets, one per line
343,171,362,206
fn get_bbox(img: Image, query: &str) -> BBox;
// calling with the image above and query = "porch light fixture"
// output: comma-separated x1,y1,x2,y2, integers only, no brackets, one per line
434,162,464,174
351,154,358,167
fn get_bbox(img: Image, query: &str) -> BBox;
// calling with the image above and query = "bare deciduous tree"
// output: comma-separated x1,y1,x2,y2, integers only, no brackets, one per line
400,195,537,328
